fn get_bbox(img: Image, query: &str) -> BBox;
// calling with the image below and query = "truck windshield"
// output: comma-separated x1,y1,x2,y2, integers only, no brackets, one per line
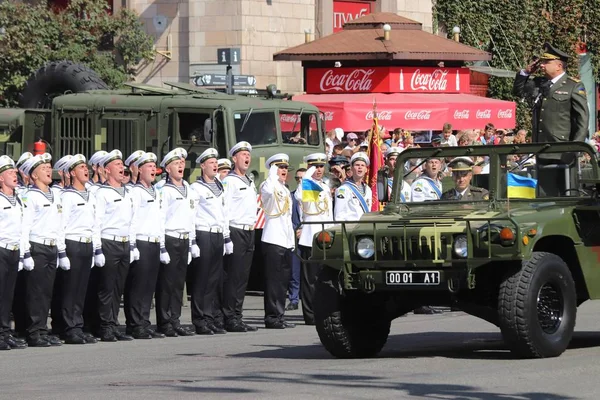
234,111,277,146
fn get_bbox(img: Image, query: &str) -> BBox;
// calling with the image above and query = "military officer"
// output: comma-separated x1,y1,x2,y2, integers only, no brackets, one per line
54,154,97,344
124,150,145,186
189,148,229,335
91,150,136,342
411,157,443,202
0,156,28,350
260,153,296,329
21,154,68,347
155,148,198,337
125,152,166,339
385,147,411,202
513,42,589,196
217,158,232,181
221,141,259,333
334,152,372,221
294,153,333,325
441,157,489,201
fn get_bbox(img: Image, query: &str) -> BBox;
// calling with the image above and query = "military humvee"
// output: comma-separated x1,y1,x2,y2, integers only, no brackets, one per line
308,142,600,359
0,61,323,186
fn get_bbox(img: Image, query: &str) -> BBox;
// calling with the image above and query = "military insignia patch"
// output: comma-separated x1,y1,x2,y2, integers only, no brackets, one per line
57,204,62,213
577,87,587,96
337,194,344,199
414,187,422,192
190,199,195,209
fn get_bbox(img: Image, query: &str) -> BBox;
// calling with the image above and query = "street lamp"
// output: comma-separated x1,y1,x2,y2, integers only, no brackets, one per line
452,26,460,42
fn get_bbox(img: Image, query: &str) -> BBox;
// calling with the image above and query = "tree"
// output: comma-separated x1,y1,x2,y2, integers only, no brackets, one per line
0,0,154,107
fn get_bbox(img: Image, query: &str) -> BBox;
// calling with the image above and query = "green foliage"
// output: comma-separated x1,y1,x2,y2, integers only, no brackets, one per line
0,0,154,107
434,0,597,132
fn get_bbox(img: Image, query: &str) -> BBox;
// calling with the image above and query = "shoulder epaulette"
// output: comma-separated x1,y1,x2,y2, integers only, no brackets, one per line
569,77,581,83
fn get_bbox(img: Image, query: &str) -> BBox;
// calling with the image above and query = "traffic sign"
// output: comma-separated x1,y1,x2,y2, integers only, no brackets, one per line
217,48,241,65
194,74,256,87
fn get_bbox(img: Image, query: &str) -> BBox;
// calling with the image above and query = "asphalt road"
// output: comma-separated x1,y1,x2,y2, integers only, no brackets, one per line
3,296,600,400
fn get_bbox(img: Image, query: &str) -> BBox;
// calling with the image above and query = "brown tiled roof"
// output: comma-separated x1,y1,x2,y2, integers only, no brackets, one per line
273,12,491,62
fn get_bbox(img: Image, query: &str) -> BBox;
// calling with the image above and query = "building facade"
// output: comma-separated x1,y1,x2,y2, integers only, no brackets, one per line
118,0,433,93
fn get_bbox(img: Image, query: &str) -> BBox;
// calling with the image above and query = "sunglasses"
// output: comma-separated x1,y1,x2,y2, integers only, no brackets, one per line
278,165,289,170
295,176,302,181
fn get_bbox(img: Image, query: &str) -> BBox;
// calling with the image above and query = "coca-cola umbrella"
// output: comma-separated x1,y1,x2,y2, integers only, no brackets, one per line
293,93,516,132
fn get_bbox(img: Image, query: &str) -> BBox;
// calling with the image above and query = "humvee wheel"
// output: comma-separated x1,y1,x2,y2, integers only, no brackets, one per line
498,252,576,358
314,267,390,359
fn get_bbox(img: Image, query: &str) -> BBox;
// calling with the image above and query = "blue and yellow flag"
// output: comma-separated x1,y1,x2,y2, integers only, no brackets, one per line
507,172,537,199
302,178,323,202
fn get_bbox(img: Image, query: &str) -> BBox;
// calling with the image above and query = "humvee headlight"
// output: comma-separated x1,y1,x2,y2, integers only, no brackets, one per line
453,235,468,258
356,237,375,259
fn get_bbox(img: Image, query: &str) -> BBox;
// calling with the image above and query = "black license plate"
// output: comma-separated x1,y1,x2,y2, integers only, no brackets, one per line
385,271,441,286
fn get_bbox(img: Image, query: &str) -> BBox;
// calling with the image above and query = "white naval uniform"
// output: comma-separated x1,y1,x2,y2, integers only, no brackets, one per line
190,178,230,239
51,184,65,198
92,185,134,245
130,184,165,245
22,187,66,253
0,192,25,254
61,188,96,244
222,172,258,229
88,182,104,197
260,175,294,249
294,178,333,248
410,175,442,202
158,181,196,244
334,180,372,222
388,178,412,202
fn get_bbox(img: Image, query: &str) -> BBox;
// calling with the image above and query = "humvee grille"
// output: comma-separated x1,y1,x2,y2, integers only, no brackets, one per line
379,235,450,261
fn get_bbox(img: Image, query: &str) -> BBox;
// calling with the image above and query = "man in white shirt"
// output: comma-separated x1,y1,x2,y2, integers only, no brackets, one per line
385,147,411,202
334,152,372,221
411,157,443,202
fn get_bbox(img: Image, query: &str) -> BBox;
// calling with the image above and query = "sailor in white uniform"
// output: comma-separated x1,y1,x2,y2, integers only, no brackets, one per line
189,148,229,335
124,152,166,339
154,148,188,190
124,150,145,186
385,147,412,202
221,141,259,333
16,152,33,197
217,158,232,181
155,148,198,337
260,153,296,329
91,150,136,342
411,157,444,202
334,152,372,221
0,156,28,350
294,152,333,325
20,154,69,347
87,150,108,192
54,154,97,345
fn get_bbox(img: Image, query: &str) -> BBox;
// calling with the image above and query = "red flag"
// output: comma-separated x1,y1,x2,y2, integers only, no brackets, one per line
367,99,384,211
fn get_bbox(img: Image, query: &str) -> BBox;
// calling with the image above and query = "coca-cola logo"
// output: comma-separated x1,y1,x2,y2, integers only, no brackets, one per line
319,69,375,92
475,109,491,119
453,110,470,119
323,111,334,121
410,68,449,91
497,109,513,119
404,110,432,120
280,114,299,123
365,110,392,120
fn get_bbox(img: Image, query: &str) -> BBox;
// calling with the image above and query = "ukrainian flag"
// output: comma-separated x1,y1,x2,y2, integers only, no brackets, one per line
507,172,537,199
302,178,323,202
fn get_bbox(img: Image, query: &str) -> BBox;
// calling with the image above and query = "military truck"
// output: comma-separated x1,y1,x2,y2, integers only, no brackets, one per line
308,142,600,359
0,61,323,185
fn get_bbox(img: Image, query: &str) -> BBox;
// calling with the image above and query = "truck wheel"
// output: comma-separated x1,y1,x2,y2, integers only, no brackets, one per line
19,60,109,109
498,252,576,358
314,266,390,358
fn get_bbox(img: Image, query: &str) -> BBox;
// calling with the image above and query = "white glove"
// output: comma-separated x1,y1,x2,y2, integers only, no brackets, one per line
305,166,316,180
94,250,106,267
269,164,279,180
23,253,34,271
187,251,192,265
160,248,171,264
18,260,23,272
191,243,200,258
58,252,71,271
224,241,234,255
130,245,140,263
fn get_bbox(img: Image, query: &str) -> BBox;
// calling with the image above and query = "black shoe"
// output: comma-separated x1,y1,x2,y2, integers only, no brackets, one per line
114,331,134,341
225,322,247,333
282,321,296,328
131,329,152,340
28,337,51,347
241,321,258,332
174,326,195,336
195,325,214,335
100,332,117,342
207,324,227,334
64,334,86,345
160,328,178,337
5,335,27,349
285,302,299,311
413,306,442,315
265,321,286,329
146,329,165,339
0,340,10,350
44,335,63,346
79,332,97,344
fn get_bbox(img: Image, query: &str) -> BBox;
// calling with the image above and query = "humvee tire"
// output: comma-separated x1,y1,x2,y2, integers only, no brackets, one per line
20,60,109,109
498,252,577,358
314,266,390,358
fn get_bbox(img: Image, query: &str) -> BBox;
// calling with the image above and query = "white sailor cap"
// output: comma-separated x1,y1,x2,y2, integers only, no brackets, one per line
265,153,289,169
385,146,404,158
350,152,370,167
161,148,187,168
41,152,52,163
134,152,157,168
124,150,146,167
229,141,252,157
16,152,33,169
67,154,87,172
54,155,73,173
21,154,50,177
101,149,123,167
89,151,108,166
0,156,16,174
304,153,328,166
196,148,219,164
217,158,232,171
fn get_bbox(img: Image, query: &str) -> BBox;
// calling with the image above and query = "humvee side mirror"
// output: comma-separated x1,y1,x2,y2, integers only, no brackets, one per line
377,167,389,203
